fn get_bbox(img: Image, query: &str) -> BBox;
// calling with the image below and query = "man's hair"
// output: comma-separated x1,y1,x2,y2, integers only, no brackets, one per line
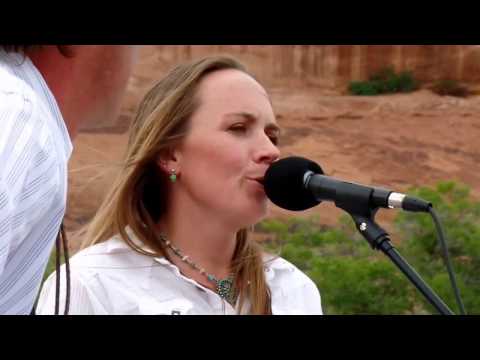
0,45,73,58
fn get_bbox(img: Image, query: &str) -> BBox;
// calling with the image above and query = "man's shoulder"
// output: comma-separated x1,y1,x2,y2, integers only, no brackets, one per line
1,53,72,161
0,58,37,99
0,72,58,158
0,64,43,135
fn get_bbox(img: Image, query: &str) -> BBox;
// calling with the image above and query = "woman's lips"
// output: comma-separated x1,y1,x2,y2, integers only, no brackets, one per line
247,178,266,193
248,176,265,185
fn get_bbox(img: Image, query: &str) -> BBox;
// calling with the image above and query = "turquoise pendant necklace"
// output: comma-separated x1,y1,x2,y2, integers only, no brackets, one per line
159,235,237,306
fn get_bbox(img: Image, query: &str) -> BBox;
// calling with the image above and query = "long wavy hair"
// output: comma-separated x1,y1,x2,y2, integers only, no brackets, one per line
81,56,273,314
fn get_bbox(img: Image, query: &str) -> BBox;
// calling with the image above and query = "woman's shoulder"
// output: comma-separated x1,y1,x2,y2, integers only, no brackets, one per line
65,235,154,277
38,234,180,314
37,235,160,314
263,253,323,315
263,254,312,285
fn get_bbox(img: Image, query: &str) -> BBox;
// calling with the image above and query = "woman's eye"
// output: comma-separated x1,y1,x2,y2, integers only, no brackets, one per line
229,124,247,132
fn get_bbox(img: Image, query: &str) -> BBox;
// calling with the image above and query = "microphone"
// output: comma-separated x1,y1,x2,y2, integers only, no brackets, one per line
264,156,431,214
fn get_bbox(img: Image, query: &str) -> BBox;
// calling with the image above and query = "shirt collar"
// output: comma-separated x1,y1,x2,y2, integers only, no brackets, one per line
107,225,170,264
108,226,291,283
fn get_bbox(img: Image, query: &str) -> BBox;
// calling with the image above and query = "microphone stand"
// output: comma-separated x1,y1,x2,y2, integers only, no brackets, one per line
349,212,454,315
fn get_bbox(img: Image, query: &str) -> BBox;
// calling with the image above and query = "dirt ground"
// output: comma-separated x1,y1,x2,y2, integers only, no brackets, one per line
65,82,480,253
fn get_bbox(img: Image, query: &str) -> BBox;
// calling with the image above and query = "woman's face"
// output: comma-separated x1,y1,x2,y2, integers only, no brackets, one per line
171,69,280,229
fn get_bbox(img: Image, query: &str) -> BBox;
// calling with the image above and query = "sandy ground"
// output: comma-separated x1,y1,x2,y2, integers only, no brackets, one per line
65,86,480,253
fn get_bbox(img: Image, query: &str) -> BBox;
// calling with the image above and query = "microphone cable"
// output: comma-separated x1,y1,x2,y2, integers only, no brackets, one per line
30,222,70,315
54,222,71,315
428,207,466,315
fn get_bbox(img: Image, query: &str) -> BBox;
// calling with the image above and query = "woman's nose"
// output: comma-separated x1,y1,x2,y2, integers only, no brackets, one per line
255,135,280,164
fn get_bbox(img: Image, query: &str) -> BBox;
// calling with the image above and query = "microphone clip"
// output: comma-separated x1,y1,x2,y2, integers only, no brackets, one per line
350,213,390,251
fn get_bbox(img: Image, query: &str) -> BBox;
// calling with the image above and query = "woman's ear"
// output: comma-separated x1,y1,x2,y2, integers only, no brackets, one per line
156,148,181,175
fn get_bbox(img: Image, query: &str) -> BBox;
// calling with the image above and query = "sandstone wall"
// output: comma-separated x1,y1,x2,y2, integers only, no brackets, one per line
82,45,480,132
147,45,480,89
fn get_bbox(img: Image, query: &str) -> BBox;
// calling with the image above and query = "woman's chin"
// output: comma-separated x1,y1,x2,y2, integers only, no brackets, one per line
223,198,269,229
240,206,268,228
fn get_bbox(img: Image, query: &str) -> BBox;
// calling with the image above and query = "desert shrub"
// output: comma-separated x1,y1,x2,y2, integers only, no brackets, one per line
349,67,419,96
394,181,480,313
430,79,470,97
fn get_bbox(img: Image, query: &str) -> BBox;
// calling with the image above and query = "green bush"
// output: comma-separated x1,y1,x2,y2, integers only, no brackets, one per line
308,256,415,314
261,215,417,314
348,67,419,96
430,79,470,97
42,250,57,283
394,181,480,313
260,180,480,314
349,81,381,96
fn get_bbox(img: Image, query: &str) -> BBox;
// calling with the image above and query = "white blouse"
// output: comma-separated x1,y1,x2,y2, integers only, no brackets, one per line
37,232,323,315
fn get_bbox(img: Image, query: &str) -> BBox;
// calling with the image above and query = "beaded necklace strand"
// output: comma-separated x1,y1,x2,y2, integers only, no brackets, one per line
159,235,237,306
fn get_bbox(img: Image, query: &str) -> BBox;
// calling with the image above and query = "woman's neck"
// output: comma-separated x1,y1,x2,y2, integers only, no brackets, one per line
156,203,239,283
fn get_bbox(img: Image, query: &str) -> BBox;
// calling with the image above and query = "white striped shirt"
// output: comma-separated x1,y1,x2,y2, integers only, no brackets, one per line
0,49,72,314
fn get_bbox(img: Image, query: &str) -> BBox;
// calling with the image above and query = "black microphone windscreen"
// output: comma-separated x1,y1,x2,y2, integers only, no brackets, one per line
264,156,323,211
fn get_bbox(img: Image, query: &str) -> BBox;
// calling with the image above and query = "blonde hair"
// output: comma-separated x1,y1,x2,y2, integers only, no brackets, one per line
82,56,272,314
